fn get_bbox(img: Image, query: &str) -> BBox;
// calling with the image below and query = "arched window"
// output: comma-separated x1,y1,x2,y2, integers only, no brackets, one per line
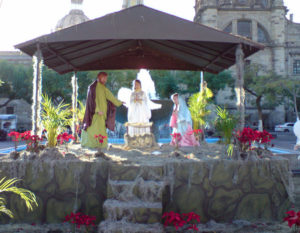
223,23,232,33
257,24,269,43
237,20,252,39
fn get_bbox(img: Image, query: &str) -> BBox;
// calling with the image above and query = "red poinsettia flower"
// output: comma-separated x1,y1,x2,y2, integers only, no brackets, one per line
188,224,199,231
20,131,32,141
57,132,75,145
8,131,21,142
64,212,96,229
182,211,201,223
170,133,182,140
162,211,201,231
283,210,300,227
94,134,107,144
235,127,274,150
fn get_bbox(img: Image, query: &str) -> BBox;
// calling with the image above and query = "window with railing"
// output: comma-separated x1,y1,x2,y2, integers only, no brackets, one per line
293,60,300,75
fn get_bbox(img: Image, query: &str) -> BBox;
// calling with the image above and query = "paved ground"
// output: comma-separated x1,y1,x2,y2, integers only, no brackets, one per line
0,140,25,150
271,131,297,151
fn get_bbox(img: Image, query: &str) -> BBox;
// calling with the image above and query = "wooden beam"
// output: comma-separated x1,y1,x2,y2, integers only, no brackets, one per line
43,44,78,71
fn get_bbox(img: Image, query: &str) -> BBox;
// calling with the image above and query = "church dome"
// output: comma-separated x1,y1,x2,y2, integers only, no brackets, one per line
55,0,89,31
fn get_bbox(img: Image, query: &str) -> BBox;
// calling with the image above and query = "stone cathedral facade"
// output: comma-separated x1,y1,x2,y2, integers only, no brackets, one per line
194,0,300,126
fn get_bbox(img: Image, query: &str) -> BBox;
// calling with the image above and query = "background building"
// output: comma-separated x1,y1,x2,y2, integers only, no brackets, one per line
55,0,89,31
195,0,300,127
0,0,90,131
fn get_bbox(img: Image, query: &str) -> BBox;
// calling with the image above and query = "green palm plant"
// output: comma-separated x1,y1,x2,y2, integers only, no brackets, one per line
0,177,37,218
215,106,237,156
188,87,213,132
41,94,72,147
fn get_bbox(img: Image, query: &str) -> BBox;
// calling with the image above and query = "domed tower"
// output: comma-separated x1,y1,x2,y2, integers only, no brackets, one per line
55,0,89,31
122,0,144,9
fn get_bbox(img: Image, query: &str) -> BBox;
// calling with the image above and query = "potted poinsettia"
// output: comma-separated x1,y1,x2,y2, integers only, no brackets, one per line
57,132,75,152
171,132,181,150
94,134,108,159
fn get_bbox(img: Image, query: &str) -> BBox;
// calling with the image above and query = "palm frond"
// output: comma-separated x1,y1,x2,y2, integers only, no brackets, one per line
0,206,13,218
215,106,237,146
0,177,38,218
41,94,72,146
188,88,213,128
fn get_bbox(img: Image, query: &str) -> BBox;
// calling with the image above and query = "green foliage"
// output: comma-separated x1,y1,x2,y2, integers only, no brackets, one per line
272,77,300,119
244,64,281,107
0,60,33,103
188,86,213,129
150,70,233,99
42,67,73,104
41,94,72,147
0,177,37,218
215,106,237,145
104,70,138,95
42,69,137,102
204,71,234,96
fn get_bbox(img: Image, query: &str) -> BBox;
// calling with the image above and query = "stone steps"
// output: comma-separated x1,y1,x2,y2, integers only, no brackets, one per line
109,164,164,181
98,221,164,233
99,165,165,233
107,179,164,202
103,199,162,224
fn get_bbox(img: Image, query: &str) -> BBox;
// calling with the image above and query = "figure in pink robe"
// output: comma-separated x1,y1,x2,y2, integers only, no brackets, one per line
170,93,199,147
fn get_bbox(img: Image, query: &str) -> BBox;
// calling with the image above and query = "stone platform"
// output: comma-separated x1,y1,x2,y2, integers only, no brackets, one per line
0,144,293,231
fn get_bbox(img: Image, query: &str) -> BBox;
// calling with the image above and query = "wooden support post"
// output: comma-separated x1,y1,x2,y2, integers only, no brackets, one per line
235,44,245,131
32,44,43,135
72,73,78,141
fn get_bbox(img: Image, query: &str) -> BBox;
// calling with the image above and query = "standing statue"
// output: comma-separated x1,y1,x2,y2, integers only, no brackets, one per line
127,80,151,136
117,79,161,148
81,72,123,148
294,118,300,150
170,93,199,147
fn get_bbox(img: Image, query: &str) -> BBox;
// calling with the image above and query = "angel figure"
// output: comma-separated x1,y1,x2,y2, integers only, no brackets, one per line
118,79,161,137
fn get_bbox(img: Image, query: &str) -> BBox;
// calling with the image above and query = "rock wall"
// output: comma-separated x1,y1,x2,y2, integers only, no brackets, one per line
0,160,108,224
0,158,292,224
163,160,292,222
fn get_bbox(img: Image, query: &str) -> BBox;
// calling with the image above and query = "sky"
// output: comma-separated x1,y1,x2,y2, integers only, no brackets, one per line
0,0,299,51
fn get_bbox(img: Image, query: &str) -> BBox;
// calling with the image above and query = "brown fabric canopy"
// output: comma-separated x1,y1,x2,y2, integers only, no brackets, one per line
15,5,263,74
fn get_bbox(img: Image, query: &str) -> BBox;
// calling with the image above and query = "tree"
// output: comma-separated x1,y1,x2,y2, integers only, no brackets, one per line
104,70,138,95
273,77,300,120
149,70,233,99
42,67,73,104
204,71,234,97
0,61,33,108
244,64,281,130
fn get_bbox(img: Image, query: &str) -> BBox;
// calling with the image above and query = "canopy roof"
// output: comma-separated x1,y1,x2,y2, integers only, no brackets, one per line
15,5,263,74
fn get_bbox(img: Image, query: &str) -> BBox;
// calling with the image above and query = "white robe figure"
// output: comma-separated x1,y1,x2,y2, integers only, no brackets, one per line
117,79,161,137
128,89,151,136
294,118,300,149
